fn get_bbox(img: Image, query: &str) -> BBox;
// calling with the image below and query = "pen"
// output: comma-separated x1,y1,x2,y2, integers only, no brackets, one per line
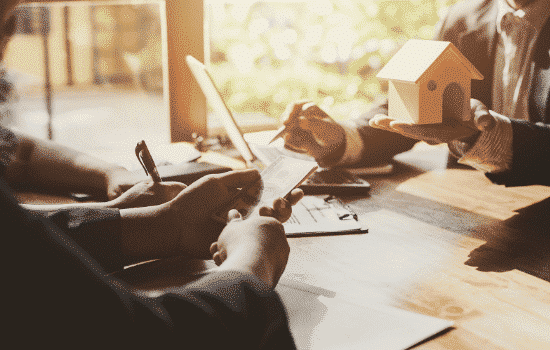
135,140,162,182
268,125,287,145
268,102,317,144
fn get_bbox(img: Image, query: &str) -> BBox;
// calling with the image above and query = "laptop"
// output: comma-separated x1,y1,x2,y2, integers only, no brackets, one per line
186,55,379,196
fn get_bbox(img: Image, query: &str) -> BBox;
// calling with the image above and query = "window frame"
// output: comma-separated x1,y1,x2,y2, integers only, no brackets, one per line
26,0,206,142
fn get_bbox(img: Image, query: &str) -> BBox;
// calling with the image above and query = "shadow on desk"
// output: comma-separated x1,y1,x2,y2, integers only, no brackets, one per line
466,197,550,282
352,158,550,283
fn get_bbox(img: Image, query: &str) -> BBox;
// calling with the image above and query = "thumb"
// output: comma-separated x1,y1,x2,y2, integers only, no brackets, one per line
473,109,496,132
470,99,495,132
227,209,242,223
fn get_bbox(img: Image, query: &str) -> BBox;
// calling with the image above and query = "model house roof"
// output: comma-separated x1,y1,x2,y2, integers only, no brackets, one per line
376,39,483,83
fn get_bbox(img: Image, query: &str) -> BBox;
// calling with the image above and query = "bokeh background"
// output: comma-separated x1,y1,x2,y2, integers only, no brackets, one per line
0,0,463,165
208,0,463,122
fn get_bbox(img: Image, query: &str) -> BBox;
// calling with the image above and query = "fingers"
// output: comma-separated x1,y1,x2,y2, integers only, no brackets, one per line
473,112,495,132
281,102,344,161
210,242,222,265
282,100,312,124
369,114,396,132
300,103,329,120
390,121,477,144
215,169,261,189
227,209,242,223
258,206,276,218
389,121,443,144
212,252,222,266
209,242,218,256
258,190,302,223
273,198,292,222
258,199,288,222
283,141,310,154
212,250,226,266
370,115,423,140
283,113,343,160
287,188,304,206
370,113,479,144
473,110,495,133
283,126,326,158
469,99,495,132
297,116,341,147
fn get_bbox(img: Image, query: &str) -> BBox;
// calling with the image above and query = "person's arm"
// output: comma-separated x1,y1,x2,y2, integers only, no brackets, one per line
23,169,303,273
447,109,513,173
2,178,295,349
485,119,550,186
4,131,141,199
169,213,296,348
21,179,187,212
281,101,417,168
169,269,295,349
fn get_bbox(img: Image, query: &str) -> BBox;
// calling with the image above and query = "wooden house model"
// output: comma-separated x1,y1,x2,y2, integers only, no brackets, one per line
376,39,483,124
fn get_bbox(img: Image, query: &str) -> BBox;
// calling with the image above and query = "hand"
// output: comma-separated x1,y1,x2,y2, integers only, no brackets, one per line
369,99,496,145
258,188,304,223
210,211,289,290
163,169,262,259
282,101,346,167
104,167,143,200
108,180,187,209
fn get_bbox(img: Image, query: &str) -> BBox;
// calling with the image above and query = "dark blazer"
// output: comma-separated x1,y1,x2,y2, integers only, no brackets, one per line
1,178,295,349
355,0,550,186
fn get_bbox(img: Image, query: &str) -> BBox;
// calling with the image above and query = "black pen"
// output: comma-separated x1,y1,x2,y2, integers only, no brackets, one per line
135,140,162,182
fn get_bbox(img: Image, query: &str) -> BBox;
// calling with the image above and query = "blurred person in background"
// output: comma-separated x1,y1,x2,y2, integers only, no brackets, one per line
282,0,549,187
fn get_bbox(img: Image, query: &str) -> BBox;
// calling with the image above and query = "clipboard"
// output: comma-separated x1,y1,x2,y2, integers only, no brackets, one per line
284,195,368,237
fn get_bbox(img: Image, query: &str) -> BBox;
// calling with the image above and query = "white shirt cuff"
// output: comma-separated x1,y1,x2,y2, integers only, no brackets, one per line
338,120,364,166
455,110,513,173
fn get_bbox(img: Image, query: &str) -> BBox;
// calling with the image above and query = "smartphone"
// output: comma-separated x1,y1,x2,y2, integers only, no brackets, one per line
214,156,318,222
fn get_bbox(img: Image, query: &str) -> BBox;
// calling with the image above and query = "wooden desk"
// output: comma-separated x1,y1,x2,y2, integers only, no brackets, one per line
282,167,550,349
47,144,550,349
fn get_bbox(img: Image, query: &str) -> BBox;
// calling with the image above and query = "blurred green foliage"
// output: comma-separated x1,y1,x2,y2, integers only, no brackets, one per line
208,0,464,122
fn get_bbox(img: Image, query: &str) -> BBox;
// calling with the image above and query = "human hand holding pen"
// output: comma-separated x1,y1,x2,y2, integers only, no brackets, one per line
272,101,347,167
104,141,187,209
268,102,311,145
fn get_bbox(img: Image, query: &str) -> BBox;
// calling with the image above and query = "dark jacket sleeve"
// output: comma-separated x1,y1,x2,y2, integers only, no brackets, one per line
26,206,132,273
2,178,295,349
0,124,17,176
485,120,550,186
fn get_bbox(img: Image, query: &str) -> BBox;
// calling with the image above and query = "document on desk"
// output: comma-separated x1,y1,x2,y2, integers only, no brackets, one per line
284,196,368,236
277,279,454,350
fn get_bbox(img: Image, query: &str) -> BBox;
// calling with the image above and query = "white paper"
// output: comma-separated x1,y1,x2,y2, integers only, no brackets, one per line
277,279,453,350
284,196,364,235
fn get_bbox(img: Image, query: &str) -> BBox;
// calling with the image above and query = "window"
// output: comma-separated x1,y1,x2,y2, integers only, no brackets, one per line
206,0,463,133
2,0,464,156
2,0,169,168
